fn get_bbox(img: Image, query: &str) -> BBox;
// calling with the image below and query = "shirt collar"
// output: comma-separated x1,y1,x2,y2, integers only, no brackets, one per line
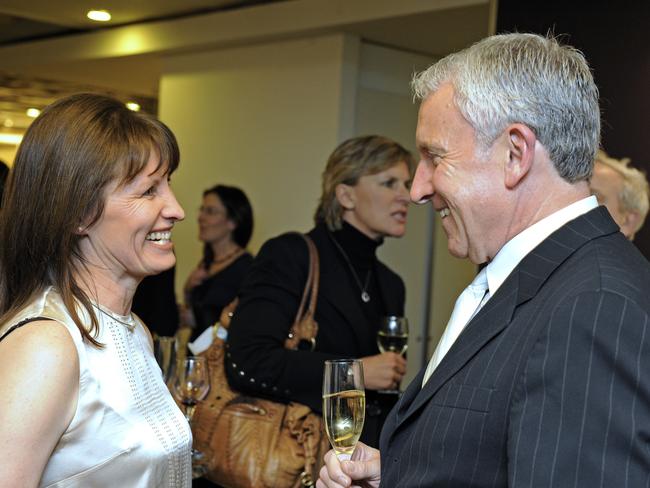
485,196,598,296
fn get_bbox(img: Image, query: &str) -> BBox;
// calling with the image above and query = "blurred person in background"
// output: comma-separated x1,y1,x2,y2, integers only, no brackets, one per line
0,159,9,206
226,135,413,451
182,184,254,342
0,94,191,487
590,149,649,240
132,266,181,337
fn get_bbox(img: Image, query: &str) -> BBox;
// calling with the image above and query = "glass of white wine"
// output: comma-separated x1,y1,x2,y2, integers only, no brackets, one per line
322,359,366,460
173,356,210,478
377,316,408,393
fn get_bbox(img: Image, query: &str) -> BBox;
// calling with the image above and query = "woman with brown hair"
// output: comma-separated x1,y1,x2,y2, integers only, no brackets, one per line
0,94,191,487
226,135,413,450
183,184,254,341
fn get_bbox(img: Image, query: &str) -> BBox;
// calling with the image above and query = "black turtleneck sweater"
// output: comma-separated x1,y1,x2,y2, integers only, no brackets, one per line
330,221,387,333
228,221,406,447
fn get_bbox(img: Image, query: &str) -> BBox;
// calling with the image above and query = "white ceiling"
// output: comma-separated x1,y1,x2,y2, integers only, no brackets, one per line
0,0,274,134
0,0,493,135
0,0,273,35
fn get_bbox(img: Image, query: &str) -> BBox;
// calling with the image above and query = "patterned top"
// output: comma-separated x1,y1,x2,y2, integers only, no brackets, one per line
0,287,192,487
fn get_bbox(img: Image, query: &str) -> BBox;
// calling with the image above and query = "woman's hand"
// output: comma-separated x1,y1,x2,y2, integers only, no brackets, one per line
360,352,406,390
316,442,381,488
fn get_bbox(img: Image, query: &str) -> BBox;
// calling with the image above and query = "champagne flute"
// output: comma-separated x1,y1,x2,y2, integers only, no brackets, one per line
377,316,408,393
173,356,210,478
322,359,365,460
153,336,177,386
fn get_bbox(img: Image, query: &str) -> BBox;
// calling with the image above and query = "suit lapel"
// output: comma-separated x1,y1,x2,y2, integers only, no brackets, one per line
393,207,619,431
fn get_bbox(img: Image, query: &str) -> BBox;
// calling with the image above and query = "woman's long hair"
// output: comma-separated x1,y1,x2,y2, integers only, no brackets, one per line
0,93,179,345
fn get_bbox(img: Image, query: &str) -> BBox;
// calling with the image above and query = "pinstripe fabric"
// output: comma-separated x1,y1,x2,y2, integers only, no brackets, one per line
379,207,650,487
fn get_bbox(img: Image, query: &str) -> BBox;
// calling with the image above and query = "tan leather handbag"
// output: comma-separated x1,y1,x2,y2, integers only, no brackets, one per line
191,234,329,488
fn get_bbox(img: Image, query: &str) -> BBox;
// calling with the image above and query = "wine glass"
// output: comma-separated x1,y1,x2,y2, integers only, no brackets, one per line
377,316,409,393
153,336,177,386
322,359,365,460
173,356,210,478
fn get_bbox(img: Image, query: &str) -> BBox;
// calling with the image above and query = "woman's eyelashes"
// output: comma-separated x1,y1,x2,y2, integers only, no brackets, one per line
142,185,157,197
381,177,409,191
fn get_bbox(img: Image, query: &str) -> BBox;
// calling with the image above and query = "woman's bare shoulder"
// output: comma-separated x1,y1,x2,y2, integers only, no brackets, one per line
0,319,79,386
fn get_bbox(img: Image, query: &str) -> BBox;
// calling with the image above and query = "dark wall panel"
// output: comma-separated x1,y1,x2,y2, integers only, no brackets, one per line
497,0,650,259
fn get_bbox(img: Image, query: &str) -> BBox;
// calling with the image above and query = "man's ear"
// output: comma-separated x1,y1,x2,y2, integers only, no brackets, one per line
335,184,356,210
504,123,537,189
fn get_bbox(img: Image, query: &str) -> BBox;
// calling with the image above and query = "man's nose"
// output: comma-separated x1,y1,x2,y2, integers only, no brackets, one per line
410,161,434,204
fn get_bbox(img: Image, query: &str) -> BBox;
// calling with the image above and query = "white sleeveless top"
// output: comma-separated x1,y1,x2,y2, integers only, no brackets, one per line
1,288,192,487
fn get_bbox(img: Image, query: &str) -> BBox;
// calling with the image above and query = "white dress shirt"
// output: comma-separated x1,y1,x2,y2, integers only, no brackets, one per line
422,196,598,386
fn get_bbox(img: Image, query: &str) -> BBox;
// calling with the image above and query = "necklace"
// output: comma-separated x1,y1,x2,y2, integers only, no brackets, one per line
329,234,372,303
212,247,243,265
92,303,136,332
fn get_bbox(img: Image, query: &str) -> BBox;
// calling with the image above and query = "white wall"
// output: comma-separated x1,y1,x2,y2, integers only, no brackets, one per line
159,34,359,296
0,145,17,166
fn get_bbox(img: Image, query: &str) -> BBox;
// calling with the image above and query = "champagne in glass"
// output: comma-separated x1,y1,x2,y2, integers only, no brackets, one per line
377,331,409,355
377,316,409,354
173,356,210,478
377,316,408,393
323,359,365,460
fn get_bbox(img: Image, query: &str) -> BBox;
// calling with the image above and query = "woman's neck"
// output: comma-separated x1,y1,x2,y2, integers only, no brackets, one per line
331,221,382,269
73,264,136,316
210,238,241,261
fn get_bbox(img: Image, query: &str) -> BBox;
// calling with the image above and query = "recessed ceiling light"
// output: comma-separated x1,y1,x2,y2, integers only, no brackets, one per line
26,108,41,118
3,118,13,128
126,102,141,112
87,9,112,22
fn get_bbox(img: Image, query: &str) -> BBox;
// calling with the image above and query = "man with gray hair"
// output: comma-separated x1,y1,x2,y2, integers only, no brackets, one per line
318,33,650,487
590,149,649,240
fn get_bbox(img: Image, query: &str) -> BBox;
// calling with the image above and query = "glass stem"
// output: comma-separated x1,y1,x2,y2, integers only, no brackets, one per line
183,404,197,424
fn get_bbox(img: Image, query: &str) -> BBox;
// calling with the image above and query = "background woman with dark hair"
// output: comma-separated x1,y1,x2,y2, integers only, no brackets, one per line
183,184,254,340
0,94,190,487
226,135,412,448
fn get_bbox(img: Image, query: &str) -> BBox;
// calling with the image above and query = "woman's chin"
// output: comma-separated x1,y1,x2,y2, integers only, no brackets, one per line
386,224,407,238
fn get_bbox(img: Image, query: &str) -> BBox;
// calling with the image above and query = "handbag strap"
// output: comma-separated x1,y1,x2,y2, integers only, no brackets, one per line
285,234,320,350
292,234,319,329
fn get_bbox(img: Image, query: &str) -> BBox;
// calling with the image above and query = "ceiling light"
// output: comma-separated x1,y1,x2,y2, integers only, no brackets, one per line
87,10,111,22
3,119,13,128
0,133,23,145
26,108,41,118
126,102,141,112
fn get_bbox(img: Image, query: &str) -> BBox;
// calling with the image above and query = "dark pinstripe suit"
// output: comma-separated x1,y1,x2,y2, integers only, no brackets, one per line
380,207,650,487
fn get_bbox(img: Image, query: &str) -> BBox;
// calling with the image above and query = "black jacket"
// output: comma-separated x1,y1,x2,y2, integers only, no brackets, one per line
226,223,405,446
380,207,650,486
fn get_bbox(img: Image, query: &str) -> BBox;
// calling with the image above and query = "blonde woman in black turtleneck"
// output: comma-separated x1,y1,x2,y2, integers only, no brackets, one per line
227,136,413,448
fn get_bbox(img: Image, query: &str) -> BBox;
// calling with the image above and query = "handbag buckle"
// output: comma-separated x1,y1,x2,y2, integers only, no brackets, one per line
299,471,315,487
